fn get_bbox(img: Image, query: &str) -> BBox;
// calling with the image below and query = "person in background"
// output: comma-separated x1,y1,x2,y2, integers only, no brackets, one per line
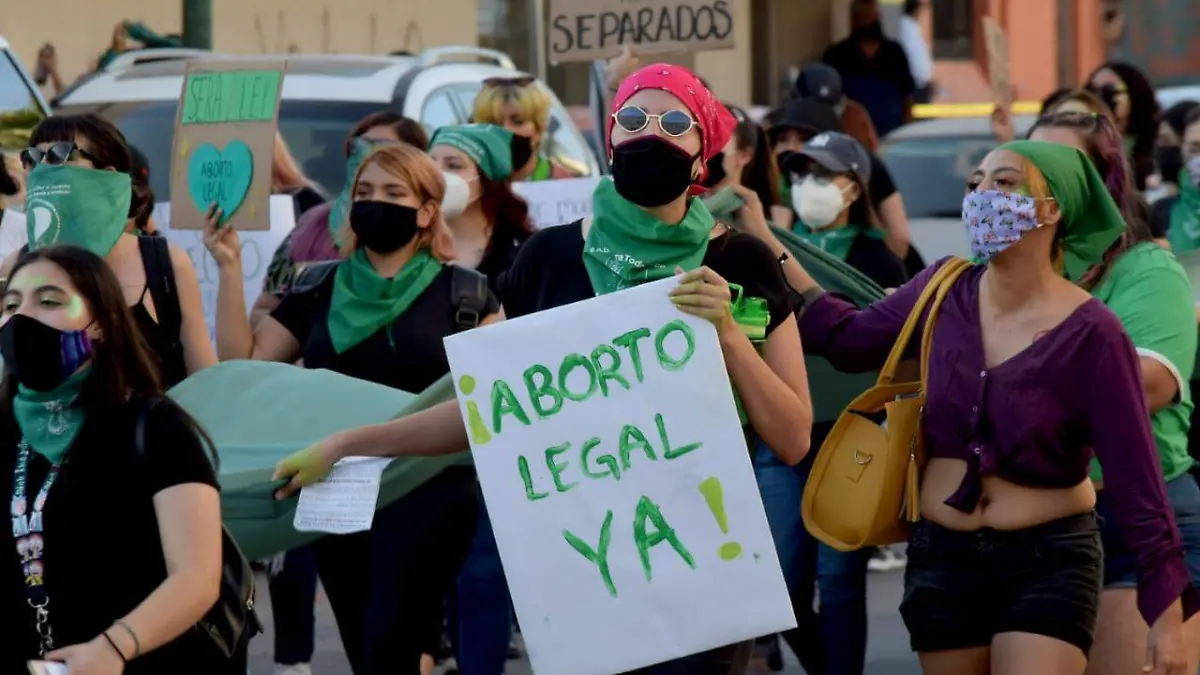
471,77,583,181
1030,110,1200,675
822,0,916,137
274,132,327,217
4,114,216,388
429,124,534,291
1086,62,1160,191
897,0,935,104
1150,101,1200,224
0,154,26,258
0,245,230,673
206,142,497,675
700,104,789,226
252,113,427,325
33,43,65,98
769,96,921,278
794,63,881,154
94,21,180,71
1165,108,1200,255
126,145,159,236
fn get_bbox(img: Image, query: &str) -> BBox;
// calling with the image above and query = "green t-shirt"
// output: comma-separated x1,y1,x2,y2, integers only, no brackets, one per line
1090,242,1196,482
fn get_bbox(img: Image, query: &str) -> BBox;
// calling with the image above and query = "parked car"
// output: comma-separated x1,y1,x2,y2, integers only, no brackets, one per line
879,114,1036,262
0,34,51,150
1157,85,1200,111
52,46,601,200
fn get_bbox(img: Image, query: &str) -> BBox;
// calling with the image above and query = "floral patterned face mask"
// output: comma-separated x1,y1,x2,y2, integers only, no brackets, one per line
962,190,1049,263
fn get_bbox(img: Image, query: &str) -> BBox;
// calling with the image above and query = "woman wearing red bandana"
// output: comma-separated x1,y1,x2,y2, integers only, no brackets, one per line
272,64,815,674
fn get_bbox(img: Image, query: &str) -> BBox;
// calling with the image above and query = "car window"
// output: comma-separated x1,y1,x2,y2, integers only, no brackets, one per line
420,92,462,135
57,100,390,201
880,135,999,218
0,51,46,150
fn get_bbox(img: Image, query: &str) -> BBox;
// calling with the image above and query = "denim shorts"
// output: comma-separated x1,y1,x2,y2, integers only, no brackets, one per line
900,512,1103,653
1097,471,1200,588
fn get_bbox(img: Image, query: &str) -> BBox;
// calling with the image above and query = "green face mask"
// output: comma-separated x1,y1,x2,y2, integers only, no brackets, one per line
24,163,132,257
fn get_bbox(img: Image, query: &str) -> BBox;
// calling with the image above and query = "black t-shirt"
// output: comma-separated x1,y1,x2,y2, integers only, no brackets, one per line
1,398,224,674
272,264,499,392
846,233,909,288
1152,196,1175,240
866,152,896,207
477,230,530,294
500,221,795,334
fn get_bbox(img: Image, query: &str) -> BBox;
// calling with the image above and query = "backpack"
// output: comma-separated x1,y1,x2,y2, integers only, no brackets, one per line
290,260,491,332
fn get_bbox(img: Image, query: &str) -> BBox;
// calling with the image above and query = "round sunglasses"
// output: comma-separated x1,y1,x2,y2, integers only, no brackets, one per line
21,142,102,170
612,106,696,137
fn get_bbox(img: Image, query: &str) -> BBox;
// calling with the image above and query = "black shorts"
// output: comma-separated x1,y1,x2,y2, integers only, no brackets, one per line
900,512,1103,654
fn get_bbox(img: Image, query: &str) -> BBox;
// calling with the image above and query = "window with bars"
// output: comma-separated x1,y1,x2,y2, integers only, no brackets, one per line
932,0,975,60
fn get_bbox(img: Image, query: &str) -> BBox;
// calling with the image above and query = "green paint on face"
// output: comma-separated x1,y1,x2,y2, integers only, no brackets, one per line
66,294,85,320
633,495,695,581
698,476,742,561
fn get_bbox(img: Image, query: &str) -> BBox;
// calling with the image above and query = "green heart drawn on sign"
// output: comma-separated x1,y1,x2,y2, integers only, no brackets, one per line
187,140,254,224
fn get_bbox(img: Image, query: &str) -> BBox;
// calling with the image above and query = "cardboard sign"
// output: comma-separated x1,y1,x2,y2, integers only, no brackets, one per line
549,0,736,63
444,278,795,675
152,195,295,340
513,176,601,229
169,61,286,231
983,17,1011,107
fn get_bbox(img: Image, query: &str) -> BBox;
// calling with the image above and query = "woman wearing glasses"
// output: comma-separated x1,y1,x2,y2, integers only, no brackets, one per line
4,114,216,387
471,77,583,181
1085,62,1159,192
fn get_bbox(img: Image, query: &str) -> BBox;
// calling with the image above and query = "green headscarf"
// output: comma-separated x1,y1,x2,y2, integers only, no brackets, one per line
584,179,713,295
328,138,374,239
1168,169,1200,254
998,140,1127,281
14,367,90,464
429,124,514,181
327,249,444,354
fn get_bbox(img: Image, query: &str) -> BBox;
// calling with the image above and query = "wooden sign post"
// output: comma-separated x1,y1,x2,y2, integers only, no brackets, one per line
982,17,1012,108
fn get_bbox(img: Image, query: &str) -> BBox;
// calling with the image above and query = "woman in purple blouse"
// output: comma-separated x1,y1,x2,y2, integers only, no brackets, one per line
772,140,1199,674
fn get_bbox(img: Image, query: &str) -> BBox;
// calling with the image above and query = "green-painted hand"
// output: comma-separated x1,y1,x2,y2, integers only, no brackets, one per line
273,443,337,500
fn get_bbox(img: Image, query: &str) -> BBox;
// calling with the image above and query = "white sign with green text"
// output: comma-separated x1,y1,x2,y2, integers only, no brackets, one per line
443,277,795,675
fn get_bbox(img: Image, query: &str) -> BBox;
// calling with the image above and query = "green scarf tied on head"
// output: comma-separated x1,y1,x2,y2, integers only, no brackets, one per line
999,140,1127,281
429,124,514,181
328,138,375,239
327,249,443,354
13,367,90,464
1168,169,1200,254
24,163,131,257
584,179,714,295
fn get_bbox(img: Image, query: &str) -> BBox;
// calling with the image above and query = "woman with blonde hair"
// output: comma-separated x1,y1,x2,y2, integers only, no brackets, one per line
204,142,498,675
472,77,583,181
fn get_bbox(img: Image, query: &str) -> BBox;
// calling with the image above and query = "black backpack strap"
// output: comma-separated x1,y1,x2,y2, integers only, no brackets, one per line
289,260,340,295
138,236,182,348
450,265,489,332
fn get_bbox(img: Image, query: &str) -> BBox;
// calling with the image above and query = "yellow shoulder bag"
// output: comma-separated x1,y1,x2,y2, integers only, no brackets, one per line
801,257,972,551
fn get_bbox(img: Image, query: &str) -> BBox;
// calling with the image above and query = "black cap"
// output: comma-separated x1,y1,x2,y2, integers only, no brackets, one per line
794,64,843,107
784,131,872,185
768,98,842,143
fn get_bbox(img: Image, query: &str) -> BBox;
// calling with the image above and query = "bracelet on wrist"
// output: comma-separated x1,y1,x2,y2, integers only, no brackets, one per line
114,619,142,658
101,631,128,663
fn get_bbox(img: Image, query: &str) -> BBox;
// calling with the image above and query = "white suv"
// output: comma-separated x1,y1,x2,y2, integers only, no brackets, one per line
52,46,601,201
0,34,51,148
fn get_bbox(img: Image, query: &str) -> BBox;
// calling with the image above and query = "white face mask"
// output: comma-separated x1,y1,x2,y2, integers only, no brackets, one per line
441,171,474,220
792,176,849,229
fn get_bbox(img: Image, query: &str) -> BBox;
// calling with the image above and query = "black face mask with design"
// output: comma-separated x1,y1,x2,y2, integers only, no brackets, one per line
611,137,700,207
0,314,94,392
349,201,421,253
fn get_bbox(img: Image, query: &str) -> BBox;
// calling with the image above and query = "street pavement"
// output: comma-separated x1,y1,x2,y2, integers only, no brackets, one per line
246,567,920,675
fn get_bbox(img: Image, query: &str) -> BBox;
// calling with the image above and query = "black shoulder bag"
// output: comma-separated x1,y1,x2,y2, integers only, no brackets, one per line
134,400,262,658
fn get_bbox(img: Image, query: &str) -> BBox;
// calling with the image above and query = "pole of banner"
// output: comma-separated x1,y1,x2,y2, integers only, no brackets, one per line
531,0,548,83
182,0,213,50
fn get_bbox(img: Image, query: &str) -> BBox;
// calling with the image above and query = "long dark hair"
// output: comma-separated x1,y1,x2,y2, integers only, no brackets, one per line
727,105,782,209
1087,62,1159,191
346,111,429,155
30,114,151,226
479,175,534,249
0,247,217,463
1029,111,1153,289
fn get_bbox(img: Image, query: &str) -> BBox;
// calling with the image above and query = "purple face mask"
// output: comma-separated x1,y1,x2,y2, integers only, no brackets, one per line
962,190,1043,263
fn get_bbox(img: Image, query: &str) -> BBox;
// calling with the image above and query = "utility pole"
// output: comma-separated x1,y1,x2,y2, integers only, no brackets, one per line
182,0,213,50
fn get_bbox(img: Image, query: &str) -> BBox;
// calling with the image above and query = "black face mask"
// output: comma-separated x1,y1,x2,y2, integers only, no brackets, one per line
350,201,421,254
700,152,728,189
1157,146,1184,184
611,137,699,207
0,314,94,392
511,133,535,171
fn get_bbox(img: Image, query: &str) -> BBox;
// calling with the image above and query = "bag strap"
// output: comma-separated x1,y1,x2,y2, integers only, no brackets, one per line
450,265,490,332
877,258,971,385
138,236,183,350
918,260,972,395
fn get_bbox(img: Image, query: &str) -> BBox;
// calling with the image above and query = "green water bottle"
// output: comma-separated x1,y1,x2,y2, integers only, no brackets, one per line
728,284,770,426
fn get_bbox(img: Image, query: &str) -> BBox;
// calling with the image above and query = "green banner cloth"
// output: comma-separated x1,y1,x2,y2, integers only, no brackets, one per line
168,361,463,560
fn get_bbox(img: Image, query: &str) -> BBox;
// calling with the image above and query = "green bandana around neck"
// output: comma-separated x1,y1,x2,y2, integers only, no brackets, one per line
792,223,880,261
327,249,443,354
530,156,553,182
24,163,131,257
328,139,375,240
584,179,714,295
1168,170,1200,254
998,140,1126,281
429,124,514,181
13,367,91,464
